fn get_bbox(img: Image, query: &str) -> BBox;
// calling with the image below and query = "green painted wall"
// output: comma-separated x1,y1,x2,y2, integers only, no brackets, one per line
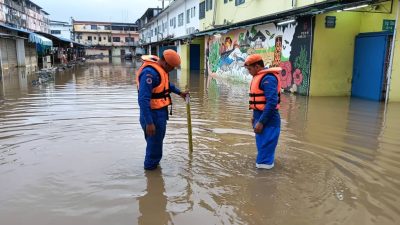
178,38,205,71
359,1,397,32
179,43,189,70
389,9,400,102
191,37,205,71
310,12,361,96
310,0,400,99
200,0,329,31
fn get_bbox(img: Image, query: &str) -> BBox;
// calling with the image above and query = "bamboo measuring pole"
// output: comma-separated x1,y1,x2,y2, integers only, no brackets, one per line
185,94,193,152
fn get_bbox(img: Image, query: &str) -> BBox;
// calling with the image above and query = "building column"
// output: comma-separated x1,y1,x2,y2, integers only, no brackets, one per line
179,42,189,70
16,39,26,67
0,40,3,71
389,1,400,102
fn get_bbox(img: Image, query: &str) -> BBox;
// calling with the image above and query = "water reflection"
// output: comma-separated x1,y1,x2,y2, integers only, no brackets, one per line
0,63,399,225
0,68,36,99
138,170,171,225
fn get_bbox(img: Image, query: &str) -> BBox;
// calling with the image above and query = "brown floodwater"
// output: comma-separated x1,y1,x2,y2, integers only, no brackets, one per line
1,59,399,225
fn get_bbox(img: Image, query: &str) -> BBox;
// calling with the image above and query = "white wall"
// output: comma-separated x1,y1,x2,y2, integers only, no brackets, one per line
140,0,199,44
50,24,72,40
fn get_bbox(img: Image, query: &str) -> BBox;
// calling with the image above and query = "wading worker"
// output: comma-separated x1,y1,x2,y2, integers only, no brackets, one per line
245,54,281,169
136,49,188,170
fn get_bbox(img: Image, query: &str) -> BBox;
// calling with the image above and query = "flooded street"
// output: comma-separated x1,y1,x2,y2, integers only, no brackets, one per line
1,60,400,225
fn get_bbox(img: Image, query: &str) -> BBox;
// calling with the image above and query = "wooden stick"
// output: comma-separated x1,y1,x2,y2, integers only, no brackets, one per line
186,95,193,152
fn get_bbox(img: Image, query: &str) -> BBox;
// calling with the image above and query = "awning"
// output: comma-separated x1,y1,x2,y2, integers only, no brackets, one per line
0,24,31,34
0,32,28,39
29,33,52,46
35,31,88,48
0,24,53,46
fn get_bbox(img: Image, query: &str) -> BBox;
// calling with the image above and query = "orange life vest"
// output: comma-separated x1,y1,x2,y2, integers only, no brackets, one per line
249,67,282,111
136,55,172,109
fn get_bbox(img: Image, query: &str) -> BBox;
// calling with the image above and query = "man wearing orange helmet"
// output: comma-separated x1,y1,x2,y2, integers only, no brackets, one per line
245,54,282,170
136,49,188,170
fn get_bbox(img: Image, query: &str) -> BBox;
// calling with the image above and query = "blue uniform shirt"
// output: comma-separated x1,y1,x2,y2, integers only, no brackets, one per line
138,66,181,125
253,74,281,127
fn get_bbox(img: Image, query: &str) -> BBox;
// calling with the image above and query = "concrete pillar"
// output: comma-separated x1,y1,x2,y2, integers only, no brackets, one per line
16,39,26,67
389,0,400,102
0,42,3,71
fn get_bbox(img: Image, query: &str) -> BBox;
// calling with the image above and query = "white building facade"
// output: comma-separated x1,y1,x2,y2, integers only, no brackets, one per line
139,0,200,54
49,20,72,40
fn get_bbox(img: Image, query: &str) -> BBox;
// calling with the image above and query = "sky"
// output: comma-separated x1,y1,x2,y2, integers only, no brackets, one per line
33,0,171,23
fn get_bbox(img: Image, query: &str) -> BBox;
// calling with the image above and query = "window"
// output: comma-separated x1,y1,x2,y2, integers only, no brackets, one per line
206,0,213,11
91,25,97,30
186,9,190,24
103,37,107,41
199,2,205,19
192,7,196,18
113,37,120,42
224,0,228,3
108,36,111,42
170,17,177,28
125,37,133,42
87,36,92,41
50,30,61,34
178,13,184,26
235,0,245,6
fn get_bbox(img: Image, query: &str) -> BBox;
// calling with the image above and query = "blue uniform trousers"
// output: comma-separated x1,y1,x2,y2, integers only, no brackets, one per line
253,112,280,165
140,109,168,170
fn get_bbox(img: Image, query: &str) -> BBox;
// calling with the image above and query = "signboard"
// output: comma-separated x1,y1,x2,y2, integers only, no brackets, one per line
382,20,395,33
325,16,336,28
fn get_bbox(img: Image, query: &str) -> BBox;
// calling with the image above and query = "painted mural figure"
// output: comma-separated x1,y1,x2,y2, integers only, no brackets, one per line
205,19,311,95
136,50,189,170
245,54,281,169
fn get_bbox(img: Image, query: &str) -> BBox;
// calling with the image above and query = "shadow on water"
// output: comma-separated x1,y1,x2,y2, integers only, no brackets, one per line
0,62,399,225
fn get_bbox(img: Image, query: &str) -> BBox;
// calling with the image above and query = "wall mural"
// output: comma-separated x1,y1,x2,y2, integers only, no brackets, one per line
205,17,312,95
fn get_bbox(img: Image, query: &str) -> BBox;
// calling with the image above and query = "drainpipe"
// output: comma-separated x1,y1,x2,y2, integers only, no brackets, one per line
292,0,297,8
212,0,217,26
0,48,3,80
385,0,400,104
185,0,187,34
157,20,159,42
167,12,169,38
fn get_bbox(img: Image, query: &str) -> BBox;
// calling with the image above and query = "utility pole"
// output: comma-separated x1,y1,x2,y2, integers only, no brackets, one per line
70,17,75,41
